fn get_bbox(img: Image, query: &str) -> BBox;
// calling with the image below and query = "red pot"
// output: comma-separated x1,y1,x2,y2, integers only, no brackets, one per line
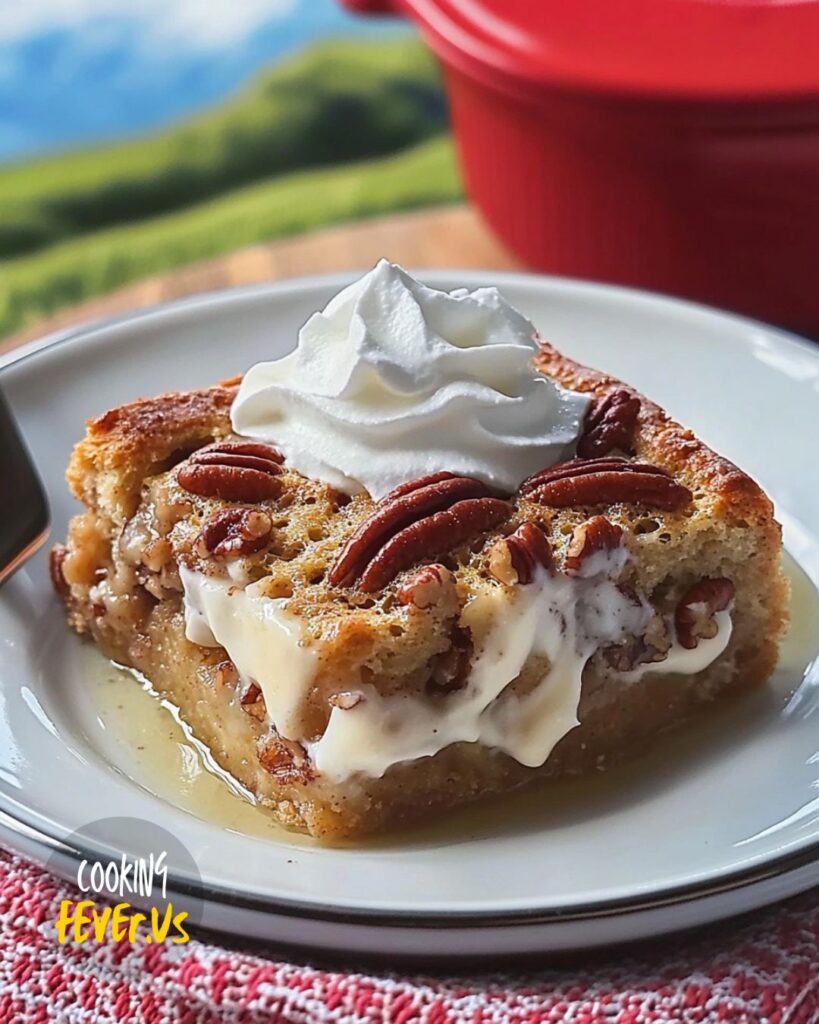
341,0,819,335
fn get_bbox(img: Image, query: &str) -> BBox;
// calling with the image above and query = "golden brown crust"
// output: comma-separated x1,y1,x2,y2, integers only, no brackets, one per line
535,340,776,530
67,385,236,522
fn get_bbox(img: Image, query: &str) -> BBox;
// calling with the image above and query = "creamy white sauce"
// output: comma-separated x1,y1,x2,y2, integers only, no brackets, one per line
177,548,739,783
309,572,599,778
180,566,317,741
230,261,590,500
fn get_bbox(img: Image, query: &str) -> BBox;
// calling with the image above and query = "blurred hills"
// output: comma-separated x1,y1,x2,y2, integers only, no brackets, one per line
0,37,462,341
0,37,447,258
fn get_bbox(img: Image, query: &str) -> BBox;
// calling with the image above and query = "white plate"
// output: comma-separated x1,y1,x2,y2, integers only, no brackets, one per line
1,272,818,960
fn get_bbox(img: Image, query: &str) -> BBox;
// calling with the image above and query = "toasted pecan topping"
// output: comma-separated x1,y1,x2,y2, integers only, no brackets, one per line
49,544,69,598
564,516,624,575
142,537,174,573
258,732,314,784
427,625,473,696
241,681,262,705
675,577,735,649
177,440,283,502
358,497,510,593
603,613,672,672
396,563,457,609
489,522,553,585
240,678,266,722
380,471,460,504
196,506,272,559
520,457,691,512
329,691,364,710
213,659,238,688
201,440,284,464
329,473,505,590
521,457,665,493
578,388,641,459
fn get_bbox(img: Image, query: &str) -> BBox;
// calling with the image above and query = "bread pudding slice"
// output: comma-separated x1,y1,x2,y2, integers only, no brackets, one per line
53,345,788,840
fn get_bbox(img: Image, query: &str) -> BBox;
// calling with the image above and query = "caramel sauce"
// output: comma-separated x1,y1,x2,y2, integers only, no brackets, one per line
85,552,817,849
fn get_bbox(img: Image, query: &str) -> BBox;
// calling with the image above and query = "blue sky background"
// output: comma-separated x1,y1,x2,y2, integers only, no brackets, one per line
0,0,407,164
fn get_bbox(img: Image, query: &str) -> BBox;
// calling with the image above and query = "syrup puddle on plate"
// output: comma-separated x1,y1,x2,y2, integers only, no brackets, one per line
85,551,819,849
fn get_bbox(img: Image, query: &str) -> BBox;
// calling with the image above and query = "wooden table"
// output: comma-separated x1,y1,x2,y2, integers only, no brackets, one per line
2,205,520,355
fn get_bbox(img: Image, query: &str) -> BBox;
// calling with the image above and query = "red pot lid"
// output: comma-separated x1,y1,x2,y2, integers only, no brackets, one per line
347,0,819,101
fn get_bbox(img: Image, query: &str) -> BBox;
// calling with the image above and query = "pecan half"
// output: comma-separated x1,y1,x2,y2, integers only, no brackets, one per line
329,473,500,589
358,497,510,593
213,659,239,688
49,544,69,598
329,691,364,710
196,506,272,559
241,681,262,705
564,516,624,575
258,732,314,784
602,624,671,673
675,577,735,649
380,471,459,504
142,537,174,573
177,440,283,502
427,625,473,696
241,680,267,721
521,457,666,493
520,457,691,512
578,389,641,458
489,522,553,585
396,563,457,609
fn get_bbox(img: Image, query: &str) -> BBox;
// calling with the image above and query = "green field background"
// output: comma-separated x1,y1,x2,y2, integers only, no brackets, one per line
0,38,463,340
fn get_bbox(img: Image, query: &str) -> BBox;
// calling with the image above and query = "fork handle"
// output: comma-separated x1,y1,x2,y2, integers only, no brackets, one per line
0,387,50,585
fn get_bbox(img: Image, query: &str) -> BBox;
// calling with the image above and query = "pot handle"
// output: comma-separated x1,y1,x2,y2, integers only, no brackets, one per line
339,0,400,14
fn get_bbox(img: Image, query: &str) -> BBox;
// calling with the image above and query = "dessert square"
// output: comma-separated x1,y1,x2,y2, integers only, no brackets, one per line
53,263,788,839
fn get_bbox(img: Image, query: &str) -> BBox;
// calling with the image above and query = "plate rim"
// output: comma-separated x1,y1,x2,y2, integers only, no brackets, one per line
1,802,818,929
2,269,819,934
3,266,819,377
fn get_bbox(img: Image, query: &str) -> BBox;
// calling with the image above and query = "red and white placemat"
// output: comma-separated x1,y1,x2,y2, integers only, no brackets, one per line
1,851,817,1024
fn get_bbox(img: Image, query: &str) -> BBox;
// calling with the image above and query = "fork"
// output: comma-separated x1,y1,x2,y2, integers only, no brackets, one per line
0,386,50,584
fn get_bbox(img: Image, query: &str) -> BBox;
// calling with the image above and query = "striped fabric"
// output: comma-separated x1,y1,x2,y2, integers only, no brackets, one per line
1,852,817,1023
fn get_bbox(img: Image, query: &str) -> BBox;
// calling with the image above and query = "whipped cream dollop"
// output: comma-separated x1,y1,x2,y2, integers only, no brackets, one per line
231,261,590,500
